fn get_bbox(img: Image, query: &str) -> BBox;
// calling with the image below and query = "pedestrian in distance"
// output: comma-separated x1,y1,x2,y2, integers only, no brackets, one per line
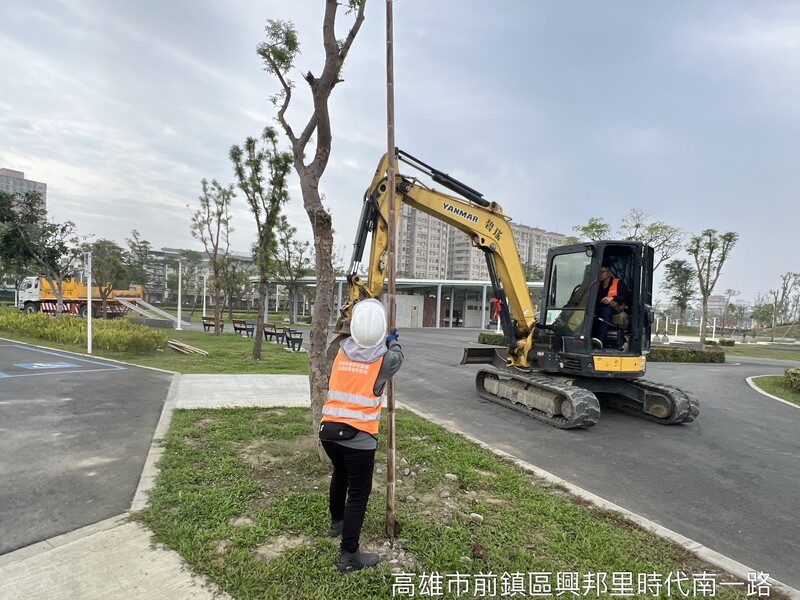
318,298,404,573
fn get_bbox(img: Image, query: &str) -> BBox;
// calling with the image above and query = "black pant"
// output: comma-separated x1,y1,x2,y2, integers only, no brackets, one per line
321,441,376,553
595,304,614,346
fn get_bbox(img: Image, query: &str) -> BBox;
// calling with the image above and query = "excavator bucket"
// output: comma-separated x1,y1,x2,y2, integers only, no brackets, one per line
461,346,509,368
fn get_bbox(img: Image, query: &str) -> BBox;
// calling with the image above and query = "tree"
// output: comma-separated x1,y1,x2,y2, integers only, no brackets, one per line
125,230,153,301
686,229,738,344
522,261,544,281
0,191,35,299
87,239,127,318
719,288,740,333
768,272,799,341
220,258,254,319
571,217,610,242
11,192,83,316
190,179,234,335
258,0,367,442
618,208,684,270
751,298,773,329
272,216,313,324
662,259,696,323
165,250,203,313
229,127,293,358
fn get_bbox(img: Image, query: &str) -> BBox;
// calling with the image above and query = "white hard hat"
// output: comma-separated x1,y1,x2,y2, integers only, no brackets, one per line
350,299,387,348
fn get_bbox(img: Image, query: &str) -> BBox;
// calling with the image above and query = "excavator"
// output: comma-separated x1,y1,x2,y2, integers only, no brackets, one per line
333,149,699,429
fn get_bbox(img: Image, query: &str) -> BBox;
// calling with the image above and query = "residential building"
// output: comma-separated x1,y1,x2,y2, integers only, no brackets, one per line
397,203,450,279
0,168,47,207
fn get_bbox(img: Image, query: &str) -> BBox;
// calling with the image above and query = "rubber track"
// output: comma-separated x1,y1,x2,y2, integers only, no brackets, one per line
476,369,601,429
601,379,700,425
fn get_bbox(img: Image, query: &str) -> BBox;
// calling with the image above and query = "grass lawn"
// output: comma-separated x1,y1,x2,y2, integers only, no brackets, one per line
141,407,751,599
0,328,308,375
751,375,800,406
723,345,800,363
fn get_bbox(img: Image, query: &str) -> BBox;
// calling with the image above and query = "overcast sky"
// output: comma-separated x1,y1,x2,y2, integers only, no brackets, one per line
1,1,797,301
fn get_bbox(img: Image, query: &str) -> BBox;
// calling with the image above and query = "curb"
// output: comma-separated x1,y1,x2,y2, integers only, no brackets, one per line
131,373,182,511
746,375,800,411
396,401,800,599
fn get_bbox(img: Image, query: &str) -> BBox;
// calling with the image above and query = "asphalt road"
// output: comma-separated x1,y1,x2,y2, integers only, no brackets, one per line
394,328,800,587
0,341,172,554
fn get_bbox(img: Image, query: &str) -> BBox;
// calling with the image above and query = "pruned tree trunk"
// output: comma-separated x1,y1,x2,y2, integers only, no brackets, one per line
253,279,268,358
213,282,222,335
700,298,708,344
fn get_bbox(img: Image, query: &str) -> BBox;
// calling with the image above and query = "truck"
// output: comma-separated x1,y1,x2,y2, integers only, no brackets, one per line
17,276,143,318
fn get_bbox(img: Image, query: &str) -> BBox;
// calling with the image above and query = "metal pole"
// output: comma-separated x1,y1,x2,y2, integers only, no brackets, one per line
385,0,398,541
86,252,92,355
481,284,487,329
655,317,660,334
202,271,207,317
449,287,455,328
665,316,669,332
712,317,717,340
674,319,679,338
435,284,442,328
176,261,183,331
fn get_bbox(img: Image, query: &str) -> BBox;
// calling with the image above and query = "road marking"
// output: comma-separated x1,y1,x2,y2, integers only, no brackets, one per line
746,375,800,411
14,362,77,370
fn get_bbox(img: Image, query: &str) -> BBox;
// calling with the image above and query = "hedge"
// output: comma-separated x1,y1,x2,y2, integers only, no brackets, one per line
0,310,167,353
718,338,735,346
648,346,725,363
478,332,505,345
786,368,800,393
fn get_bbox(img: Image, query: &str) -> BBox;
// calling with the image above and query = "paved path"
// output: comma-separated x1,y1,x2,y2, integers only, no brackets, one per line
0,340,172,555
393,328,800,588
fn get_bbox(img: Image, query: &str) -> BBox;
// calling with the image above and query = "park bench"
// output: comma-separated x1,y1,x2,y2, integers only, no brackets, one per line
285,328,304,352
202,316,224,332
264,322,285,344
232,318,255,337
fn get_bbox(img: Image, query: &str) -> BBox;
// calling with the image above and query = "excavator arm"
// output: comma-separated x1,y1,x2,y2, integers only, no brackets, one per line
336,149,536,367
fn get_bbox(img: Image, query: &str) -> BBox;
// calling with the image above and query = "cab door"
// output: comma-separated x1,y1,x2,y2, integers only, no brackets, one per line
632,244,654,353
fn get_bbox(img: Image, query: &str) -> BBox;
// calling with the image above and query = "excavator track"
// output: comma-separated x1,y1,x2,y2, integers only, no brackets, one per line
596,379,700,425
476,369,601,429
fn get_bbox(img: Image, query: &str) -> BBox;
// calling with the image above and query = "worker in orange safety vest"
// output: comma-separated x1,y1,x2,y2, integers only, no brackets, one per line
593,265,629,348
318,298,404,573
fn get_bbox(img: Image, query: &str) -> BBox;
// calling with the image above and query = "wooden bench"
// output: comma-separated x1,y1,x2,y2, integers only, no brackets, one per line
284,328,304,352
202,316,224,332
232,318,255,337
264,322,285,344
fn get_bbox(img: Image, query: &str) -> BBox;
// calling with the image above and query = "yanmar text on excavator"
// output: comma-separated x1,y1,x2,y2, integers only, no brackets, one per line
333,150,699,429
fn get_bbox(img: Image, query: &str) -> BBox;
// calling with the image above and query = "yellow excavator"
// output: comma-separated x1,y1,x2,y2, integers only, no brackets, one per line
334,149,699,429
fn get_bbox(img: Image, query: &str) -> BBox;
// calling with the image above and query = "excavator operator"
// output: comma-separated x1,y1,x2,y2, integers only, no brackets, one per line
593,266,630,348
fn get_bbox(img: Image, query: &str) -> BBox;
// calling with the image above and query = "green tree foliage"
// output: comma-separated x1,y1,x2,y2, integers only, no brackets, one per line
687,229,738,344
0,190,35,290
662,259,696,323
190,179,234,335
751,300,774,329
522,262,545,281
87,239,128,318
125,230,153,300
571,217,611,242
229,126,292,358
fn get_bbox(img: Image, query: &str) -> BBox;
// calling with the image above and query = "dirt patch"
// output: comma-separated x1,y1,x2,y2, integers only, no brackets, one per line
228,516,254,527
473,468,496,479
254,534,312,562
196,417,214,429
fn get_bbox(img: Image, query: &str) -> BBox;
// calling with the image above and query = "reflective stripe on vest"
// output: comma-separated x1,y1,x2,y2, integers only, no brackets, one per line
321,348,384,435
606,278,619,299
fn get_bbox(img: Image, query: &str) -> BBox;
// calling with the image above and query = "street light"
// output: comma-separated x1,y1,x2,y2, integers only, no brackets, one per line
176,260,183,331
202,270,207,318
85,251,92,354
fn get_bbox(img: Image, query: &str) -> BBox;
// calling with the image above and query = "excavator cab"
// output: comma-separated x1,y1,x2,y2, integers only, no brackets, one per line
536,240,654,372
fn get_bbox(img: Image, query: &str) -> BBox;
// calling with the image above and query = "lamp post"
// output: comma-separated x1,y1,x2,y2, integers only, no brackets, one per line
202,270,207,318
85,251,92,355
176,260,183,331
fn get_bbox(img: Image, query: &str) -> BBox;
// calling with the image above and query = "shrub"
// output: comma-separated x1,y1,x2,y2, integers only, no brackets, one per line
786,368,800,393
478,332,505,345
648,346,725,363
0,309,167,353
705,340,718,346
718,338,735,346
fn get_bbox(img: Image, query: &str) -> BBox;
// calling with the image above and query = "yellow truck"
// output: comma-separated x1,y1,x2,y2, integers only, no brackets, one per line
18,276,142,318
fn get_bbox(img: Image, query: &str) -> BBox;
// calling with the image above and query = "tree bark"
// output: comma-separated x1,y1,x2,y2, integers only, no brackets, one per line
253,279,268,359
213,278,222,336
700,297,708,345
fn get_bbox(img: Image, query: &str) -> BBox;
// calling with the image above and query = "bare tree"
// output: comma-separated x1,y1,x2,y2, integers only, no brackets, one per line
687,229,738,344
272,215,313,324
719,288,740,333
229,127,292,358
190,179,234,335
125,229,154,301
618,208,684,270
768,272,799,341
258,0,367,442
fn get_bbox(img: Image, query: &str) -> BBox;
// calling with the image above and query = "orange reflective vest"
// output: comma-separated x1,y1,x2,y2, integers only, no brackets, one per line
321,348,385,435
605,278,619,300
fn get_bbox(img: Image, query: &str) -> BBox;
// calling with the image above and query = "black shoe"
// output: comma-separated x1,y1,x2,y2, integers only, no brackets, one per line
337,548,380,572
329,520,343,537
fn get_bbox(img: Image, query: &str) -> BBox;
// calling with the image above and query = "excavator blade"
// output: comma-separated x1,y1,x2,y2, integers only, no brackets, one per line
461,346,509,369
